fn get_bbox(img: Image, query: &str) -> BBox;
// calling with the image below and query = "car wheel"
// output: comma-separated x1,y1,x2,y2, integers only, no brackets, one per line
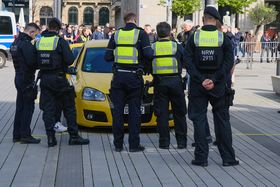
0,52,7,69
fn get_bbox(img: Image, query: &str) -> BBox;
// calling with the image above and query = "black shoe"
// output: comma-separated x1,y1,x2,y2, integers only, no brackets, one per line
191,160,208,167
20,136,41,144
159,144,169,149
191,142,196,147
213,141,218,146
115,147,123,152
129,144,145,152
177,144,186,149
223,160,239,167
13,137,21,143
69,135,90,145
47,134,57,147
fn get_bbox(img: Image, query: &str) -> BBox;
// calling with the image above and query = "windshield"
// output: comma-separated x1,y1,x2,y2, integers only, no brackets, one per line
72,47,81,59
82,48,113,73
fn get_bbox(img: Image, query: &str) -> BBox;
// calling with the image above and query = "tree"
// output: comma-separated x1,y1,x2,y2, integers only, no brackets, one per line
249,3,278,35
159,0,201,17
218,0,257,14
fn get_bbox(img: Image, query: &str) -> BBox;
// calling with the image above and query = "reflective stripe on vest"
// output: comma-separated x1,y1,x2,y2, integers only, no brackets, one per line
36,36,59,51
194,30,223,47
152,41,178,74
114,29,140,64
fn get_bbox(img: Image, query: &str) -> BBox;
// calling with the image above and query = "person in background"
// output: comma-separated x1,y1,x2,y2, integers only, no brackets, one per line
177,20,196,48
260,31,271,63
170,27,177,41
104,23,110,39
144,24,157,43
271,33,279,61
63,25,74,44
92,26,104,40
77,28,91,43
73,25,80,43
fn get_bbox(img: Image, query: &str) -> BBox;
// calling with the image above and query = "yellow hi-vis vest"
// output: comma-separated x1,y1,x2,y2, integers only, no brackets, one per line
194,30,223,47
36,36,59,51
114,28,140,64
151,41,178,74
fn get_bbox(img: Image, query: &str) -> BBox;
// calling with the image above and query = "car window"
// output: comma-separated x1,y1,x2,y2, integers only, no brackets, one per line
0,16,13,35
72,47,81,59
82,48,113,73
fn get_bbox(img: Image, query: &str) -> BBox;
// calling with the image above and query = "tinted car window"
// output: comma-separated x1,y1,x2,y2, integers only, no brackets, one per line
82,48,113,73
0,16,12,35
72,47,81,59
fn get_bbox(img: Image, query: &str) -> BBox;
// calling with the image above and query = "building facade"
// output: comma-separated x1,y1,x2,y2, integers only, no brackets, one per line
33,0,114,26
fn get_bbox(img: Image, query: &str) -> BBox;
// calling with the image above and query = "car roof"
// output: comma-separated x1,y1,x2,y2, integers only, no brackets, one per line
84,40,109,48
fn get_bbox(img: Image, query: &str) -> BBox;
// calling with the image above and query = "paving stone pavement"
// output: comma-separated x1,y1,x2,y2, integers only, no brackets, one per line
0,61,280,187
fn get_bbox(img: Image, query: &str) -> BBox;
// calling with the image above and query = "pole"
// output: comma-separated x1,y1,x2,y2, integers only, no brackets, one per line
0,0,2,11
12,0,15,12
29,0,32,22
206,0,217,8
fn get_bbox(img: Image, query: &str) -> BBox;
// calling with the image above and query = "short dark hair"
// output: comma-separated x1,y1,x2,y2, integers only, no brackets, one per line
48,18,62,31
24,23,40,31
124,12,137,23
156,22,171,38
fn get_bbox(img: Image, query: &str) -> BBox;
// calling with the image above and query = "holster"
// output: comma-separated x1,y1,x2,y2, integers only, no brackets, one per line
225,87,235,106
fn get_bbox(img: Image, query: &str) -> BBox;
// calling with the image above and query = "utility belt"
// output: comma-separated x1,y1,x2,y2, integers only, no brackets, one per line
40,70,66,77
114,67,144,77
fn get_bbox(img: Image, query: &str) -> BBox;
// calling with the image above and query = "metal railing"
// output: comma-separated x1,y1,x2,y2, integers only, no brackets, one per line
237,42,280,69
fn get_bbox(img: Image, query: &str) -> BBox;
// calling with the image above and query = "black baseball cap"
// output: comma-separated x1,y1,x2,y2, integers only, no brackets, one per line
204,6,223,25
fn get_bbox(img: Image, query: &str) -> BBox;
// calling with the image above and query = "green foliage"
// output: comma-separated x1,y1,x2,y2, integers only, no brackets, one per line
218,0,257,13
159,0,201,17
249,3,278,34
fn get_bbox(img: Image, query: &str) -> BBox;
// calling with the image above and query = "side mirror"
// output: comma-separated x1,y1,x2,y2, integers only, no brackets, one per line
67,66,77,75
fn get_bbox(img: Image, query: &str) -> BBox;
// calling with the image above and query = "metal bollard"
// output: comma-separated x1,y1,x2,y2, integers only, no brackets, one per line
277,58,280,76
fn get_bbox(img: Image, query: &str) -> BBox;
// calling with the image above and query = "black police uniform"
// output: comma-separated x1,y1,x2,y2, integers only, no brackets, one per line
186,23,238,165
10,32,39,143
37,30,89,146
152,39,187,148
105,23,154,151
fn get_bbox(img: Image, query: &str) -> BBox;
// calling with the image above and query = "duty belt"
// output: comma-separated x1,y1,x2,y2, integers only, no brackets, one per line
116,68,143,75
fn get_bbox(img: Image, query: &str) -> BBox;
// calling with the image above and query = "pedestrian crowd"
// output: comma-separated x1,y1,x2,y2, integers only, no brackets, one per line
10,6,280,168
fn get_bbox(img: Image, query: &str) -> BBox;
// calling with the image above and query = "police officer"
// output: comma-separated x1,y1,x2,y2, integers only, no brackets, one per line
10,23,41,144
36,18,89,147
185,7,239,167
151,22,187,149
105,12,154,152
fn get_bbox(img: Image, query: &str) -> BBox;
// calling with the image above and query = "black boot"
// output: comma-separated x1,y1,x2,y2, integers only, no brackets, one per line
47,134,57,147
69,134,90,145
21,136,41,144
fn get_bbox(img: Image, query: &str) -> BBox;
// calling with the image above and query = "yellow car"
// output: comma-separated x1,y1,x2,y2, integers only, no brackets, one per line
68,40,174,127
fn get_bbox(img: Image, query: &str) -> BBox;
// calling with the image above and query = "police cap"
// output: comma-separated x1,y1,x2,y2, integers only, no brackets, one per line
204,6,223,24
48,18,62,30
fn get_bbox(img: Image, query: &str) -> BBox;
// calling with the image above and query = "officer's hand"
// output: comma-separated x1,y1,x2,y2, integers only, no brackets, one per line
202,79,214,90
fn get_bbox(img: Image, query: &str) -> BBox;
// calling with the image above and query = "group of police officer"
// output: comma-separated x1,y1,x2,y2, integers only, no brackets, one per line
105,7,239,167
11,6,238,166
11,18,89,147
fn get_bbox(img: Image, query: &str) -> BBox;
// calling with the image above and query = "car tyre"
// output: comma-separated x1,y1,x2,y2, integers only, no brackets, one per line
0,52,7,69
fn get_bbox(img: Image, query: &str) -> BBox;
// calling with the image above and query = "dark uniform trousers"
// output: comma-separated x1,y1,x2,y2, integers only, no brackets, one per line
154,76,187,146
188,92,236,163
110,71,143,149
13,73,35,138
39,73,78,136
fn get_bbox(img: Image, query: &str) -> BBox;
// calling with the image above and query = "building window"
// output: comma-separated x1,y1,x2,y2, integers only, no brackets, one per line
84,7,94,25
68,7,78,25
40,6,53,26
99,7,109,26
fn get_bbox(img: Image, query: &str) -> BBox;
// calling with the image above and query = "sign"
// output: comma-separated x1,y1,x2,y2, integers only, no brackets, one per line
166,0,172,7
3,0,29,7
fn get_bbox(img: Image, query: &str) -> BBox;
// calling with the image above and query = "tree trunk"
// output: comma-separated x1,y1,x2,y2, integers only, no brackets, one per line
255,25,262,35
